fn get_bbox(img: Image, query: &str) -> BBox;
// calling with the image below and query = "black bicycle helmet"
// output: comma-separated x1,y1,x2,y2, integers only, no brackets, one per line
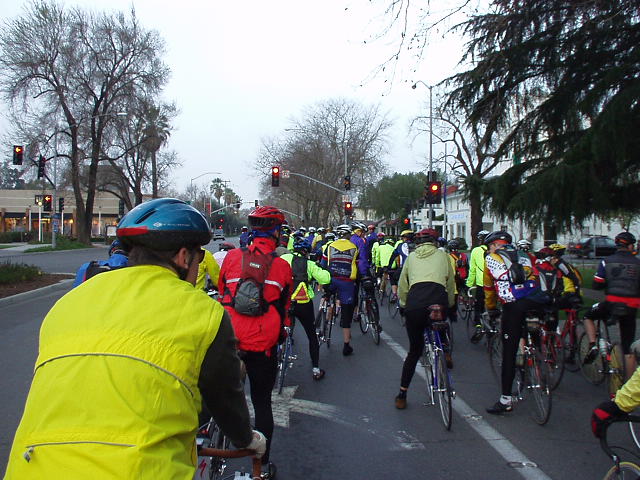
117,198,211,251
615,231,636,247
483,230,512,245
447,239,460,251
477,230,490,240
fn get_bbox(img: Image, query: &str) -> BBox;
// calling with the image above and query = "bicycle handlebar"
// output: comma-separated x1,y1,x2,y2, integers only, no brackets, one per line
599,414,640,461
198,447,262,478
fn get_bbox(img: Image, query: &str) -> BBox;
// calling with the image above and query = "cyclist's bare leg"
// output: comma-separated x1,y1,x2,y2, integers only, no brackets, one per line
625,354,636,381
584,318,597,344
343,328,351,344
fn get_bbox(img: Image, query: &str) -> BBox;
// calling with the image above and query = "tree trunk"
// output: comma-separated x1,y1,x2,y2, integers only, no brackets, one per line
469,190,484,248
151,149,158,198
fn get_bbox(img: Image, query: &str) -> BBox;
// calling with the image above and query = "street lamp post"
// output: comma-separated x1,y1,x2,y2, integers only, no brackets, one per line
340,118,349,223
412,81,435,228
190,172,221,206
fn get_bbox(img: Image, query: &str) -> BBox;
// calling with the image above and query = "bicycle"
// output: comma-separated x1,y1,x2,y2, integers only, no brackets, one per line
276,317,296,394
599,414,640,480
458,286,477,341
578,315,625,396
529,309,565,391
421,305,455,431
196,418,261,479
317,292,339,349
559,307,584,372
358,279,382,345
514,316,553,425
376,268,391,305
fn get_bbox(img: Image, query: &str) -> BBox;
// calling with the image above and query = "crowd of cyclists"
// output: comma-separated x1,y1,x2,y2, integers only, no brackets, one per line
4,197,640,479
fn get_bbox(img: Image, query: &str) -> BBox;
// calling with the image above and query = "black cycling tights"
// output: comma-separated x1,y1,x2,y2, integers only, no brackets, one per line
585,301,638,354
292,301,320,368
243,348,278,465
400,309,430,389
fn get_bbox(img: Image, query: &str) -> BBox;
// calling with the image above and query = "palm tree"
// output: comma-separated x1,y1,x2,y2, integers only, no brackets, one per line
142,102,174,198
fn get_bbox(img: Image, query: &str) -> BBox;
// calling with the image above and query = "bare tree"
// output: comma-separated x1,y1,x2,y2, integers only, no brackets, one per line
255,98,391,225
0,1,169,243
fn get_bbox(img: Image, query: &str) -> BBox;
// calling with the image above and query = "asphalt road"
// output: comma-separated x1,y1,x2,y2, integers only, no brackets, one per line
1,245,636,479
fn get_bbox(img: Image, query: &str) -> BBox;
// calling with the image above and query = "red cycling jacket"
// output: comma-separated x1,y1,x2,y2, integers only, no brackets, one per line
218,236,293,352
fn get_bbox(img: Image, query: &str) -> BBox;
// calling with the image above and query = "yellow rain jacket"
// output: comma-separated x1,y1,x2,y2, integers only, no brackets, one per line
5,265,225,479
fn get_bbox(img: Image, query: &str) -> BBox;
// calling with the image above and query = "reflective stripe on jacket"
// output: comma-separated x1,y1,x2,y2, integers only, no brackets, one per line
5,265,224,479
280,252,331,301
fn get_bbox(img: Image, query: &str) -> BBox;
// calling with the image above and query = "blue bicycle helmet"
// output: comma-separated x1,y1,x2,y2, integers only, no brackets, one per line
117,198,211,250
108,239,128,257
293,237,313,254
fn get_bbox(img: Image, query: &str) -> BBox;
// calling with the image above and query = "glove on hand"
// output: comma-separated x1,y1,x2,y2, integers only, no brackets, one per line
247,429,267,458
591,400,624,438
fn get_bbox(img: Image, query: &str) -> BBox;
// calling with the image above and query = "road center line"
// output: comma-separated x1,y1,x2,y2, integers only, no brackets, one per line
380,331,552,480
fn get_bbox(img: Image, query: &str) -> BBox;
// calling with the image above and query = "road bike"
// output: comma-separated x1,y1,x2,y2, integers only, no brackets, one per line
358,280,382,345
481,311,503,383
276,318,296,394
599,415,640,480
317,292,339,349
529,309,565,391
459,286,477,341
421,305,455,430
513,316,553,425
376,268,391,306
578,314,625,396
196,418,261,479
558,307,584,373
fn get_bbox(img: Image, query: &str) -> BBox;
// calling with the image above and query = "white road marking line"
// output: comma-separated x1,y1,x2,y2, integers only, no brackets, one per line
380,331,552,480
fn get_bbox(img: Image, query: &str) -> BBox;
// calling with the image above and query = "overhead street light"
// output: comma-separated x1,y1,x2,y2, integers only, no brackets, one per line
412,80,435,228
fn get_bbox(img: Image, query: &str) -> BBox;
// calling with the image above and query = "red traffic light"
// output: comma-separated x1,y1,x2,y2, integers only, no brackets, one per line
430,183,439,192
13,145,24,165
272,166,279,174
271,166,280,186
14,146,23,154
403,218,410,225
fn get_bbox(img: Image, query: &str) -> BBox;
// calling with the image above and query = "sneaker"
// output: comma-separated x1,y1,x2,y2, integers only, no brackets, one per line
445,353,453,369
486,401,513,415
470,326,483,344
395,395,407,409
312,369,325,380
260,461,277,480
342,343,353,356
582,345,598,365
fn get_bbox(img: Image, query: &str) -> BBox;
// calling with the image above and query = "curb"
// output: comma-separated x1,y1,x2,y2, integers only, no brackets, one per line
0,278,74,307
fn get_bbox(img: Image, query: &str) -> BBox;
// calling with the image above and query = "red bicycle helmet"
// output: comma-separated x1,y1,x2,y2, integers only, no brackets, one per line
415,228,439,244
248,205,285,231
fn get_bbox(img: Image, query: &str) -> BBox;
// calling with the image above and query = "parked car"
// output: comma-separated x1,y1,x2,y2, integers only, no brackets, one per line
213,228,225,241
574,235,616,258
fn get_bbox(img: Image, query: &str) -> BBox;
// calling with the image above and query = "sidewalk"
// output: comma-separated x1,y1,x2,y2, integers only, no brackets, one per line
0,242,107,253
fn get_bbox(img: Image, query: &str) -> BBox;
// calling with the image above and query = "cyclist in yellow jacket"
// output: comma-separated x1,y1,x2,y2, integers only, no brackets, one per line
5,199,265,480
196,247,220,291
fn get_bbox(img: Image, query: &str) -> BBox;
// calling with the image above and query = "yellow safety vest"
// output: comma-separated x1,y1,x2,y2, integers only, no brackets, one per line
5,265,224,479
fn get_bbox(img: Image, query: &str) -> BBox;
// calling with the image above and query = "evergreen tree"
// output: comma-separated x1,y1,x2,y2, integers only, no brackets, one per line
447,0,640,228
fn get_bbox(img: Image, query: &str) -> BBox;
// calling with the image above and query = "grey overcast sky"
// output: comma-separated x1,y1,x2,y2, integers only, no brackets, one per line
0,0,465,203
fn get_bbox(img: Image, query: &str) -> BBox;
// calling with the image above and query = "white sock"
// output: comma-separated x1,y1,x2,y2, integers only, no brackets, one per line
313,367,321,374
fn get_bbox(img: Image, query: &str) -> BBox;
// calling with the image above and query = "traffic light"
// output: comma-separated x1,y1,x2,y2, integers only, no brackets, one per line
403,217,410,225
34,195,43,206
118,199,125,216
344,175,351,191
254,200,259,207
236,200,241,210
58,197,64,212
271,166,280,187
37,156,46,178
344,201,353,216
425,181,442,204
13,145,24,165
43,195,52,212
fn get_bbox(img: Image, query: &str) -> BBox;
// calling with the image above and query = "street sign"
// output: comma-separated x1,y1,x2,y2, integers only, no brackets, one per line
282,170,290,179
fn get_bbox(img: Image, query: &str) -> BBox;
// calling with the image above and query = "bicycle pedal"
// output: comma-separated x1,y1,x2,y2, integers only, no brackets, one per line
290,355,298,360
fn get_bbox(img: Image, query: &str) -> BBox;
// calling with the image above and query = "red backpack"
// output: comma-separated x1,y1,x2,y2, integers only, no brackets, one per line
452,252,469,280
224,247,276,316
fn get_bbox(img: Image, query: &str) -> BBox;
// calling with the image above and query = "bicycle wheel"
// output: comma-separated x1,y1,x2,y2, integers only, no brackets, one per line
542,332,565,391
358,300,369,333
277,339,291,394
422,348,435,405
387,294,398,318
578,331,605,385
630,421,640,452
526,351,552,425
465,306,477,342
368,300,381,345
435,351,453,431
488,334,503,386
602,461,640,480
318,309,327,343
607,343,625,396
327,304,337,349
562,319,581,373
